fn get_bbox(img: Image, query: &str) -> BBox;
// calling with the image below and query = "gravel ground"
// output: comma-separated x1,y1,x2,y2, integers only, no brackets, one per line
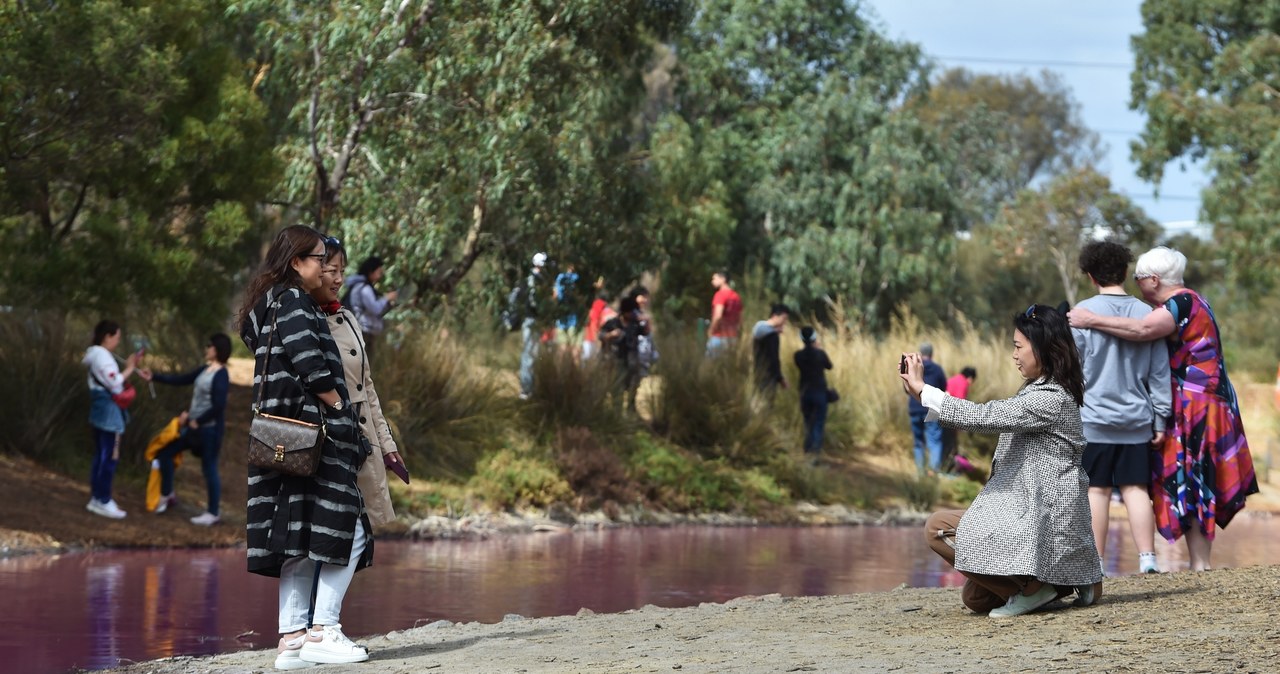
105,564,1280,674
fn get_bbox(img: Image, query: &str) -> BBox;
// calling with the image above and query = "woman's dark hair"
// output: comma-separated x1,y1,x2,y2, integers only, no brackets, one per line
961,366,978,380
629,285,650,300
800,326,818,344
92,320,120,346
236,225,324,330
1013,304,1085,406
357,255,384,279
209,333,232,364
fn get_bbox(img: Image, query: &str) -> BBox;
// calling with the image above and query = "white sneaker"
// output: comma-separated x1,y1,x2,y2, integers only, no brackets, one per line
299,624,369,664
275,634,313,670
190,512,220,526
155,493,176,514
989,584,1058,618
87,499,126,519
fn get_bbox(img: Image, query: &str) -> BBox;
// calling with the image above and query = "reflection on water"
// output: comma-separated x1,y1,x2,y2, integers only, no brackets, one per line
3,517,1277,673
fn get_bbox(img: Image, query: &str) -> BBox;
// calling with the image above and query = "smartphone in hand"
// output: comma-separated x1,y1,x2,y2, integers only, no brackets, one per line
899,354,907,374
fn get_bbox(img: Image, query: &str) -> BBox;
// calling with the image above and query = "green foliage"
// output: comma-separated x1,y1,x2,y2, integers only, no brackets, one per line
628,434,788,514
939,476,982,506
468,448,574,509
990,166,1160,306
525,349,633,440
1130,0,1280,291
0,0,277,329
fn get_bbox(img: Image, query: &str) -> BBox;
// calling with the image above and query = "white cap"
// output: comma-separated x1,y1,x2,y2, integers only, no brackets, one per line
532,252,548,267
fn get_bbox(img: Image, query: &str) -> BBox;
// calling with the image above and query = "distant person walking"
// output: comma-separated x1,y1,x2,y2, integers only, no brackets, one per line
752,304,790,395
554,263,580,354
907,342,948,474
582,280,613,362
140,334,232,526
83,320,142,519
1070,241,1172,574
706,271,742,357
1069,246,1257,571
517,252,549,399
343,255,398,360
630,286,659,378
795,326,833,461
600,296,651,412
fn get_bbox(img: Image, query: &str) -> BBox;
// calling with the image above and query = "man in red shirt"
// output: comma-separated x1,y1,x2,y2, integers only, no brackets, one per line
706,271,742,356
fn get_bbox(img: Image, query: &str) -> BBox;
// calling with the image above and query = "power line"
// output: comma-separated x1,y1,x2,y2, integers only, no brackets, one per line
936,55,1131,70
1126,194,1201,202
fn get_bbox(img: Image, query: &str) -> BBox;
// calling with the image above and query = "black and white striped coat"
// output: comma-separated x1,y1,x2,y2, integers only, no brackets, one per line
240,284,373,577
945,379,1103,586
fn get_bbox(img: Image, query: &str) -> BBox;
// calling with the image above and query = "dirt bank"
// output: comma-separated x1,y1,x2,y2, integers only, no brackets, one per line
104,563,1280,674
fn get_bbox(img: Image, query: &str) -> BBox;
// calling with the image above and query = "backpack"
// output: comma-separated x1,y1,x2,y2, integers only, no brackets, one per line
501,282,528,332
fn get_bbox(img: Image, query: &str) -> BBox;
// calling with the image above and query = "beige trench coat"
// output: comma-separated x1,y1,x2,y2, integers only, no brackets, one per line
327,307,399,527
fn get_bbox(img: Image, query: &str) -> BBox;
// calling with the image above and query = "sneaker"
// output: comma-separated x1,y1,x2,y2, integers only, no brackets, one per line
154,493,176,514
1073,581,1104,607
87,499,126,519
190,512,220,526
1138,553,1160,574
299,624,369,664
275,633,313,671
989,583,1058,618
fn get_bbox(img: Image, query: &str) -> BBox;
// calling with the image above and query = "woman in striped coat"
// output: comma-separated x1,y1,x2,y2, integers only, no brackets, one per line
237,225,373,670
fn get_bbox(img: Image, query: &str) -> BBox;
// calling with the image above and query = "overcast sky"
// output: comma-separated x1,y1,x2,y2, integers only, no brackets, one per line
862,0,1206,234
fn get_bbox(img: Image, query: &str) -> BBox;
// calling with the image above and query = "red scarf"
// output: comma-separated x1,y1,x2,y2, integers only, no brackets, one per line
320,301,342,316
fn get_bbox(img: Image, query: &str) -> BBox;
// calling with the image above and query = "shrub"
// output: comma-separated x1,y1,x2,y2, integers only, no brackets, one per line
553,426,640,510
0,313,88,466
374,322,513,479
526,349,633,440
629,434,790,514
468,448,573,509
648,333,792,466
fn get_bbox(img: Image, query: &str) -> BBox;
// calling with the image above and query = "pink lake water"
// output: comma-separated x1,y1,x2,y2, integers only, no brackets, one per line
3,519,1278,673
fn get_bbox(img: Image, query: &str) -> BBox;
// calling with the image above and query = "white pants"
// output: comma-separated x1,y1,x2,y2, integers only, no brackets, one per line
278,520,367,632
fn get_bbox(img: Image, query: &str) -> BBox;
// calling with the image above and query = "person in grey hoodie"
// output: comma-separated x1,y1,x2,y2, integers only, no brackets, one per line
1071,241,1172,574
752,304,790,395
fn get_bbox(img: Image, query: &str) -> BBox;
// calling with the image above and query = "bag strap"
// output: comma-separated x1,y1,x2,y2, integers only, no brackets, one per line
252,300,283,413
89,369,119,393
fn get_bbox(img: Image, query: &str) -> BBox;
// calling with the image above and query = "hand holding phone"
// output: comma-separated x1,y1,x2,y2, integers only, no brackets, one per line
899,354,907,374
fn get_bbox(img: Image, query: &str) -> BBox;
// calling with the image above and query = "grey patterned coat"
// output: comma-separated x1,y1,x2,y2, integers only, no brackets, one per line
241,285,373,577
941,379,1103,585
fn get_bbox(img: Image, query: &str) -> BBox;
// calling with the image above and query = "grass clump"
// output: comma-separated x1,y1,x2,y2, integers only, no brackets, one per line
468,447,574,509
0,313,88,469
628,434,790,515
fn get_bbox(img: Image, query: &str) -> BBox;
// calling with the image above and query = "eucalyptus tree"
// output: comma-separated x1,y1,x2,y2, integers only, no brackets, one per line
235,0,688,305
654,0,967,330
1130,0,1280,290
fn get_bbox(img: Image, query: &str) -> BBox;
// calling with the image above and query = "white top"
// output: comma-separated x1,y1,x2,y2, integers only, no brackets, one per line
921,384,945,422
83,345,124,394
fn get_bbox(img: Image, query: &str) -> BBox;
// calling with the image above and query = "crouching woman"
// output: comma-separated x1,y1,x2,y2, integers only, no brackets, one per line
903,305,1102,617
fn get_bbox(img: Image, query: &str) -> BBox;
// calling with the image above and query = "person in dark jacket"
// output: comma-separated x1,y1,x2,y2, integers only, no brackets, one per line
752,304,790,395
236,225,373,669
794,326,833,461
139,334,232,525
908,342,948,473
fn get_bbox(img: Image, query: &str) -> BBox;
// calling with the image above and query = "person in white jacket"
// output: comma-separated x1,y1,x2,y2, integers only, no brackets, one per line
82,320,141,519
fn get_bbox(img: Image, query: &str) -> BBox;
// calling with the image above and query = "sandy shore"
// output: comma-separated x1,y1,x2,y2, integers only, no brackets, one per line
106,563,1280,674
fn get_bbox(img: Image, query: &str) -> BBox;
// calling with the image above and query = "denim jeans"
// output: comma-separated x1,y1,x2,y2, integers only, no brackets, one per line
518,318,539,396
910,411,945,471
89,429,120,503
157,426,222,516
705,336,735,357
278,519,368,632
800,388,829,454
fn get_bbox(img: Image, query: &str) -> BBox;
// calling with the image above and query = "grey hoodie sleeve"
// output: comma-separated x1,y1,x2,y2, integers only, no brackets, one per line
1147,341,1172,432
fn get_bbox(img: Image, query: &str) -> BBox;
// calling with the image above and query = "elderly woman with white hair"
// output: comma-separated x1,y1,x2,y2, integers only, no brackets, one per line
1068,246,1257,572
